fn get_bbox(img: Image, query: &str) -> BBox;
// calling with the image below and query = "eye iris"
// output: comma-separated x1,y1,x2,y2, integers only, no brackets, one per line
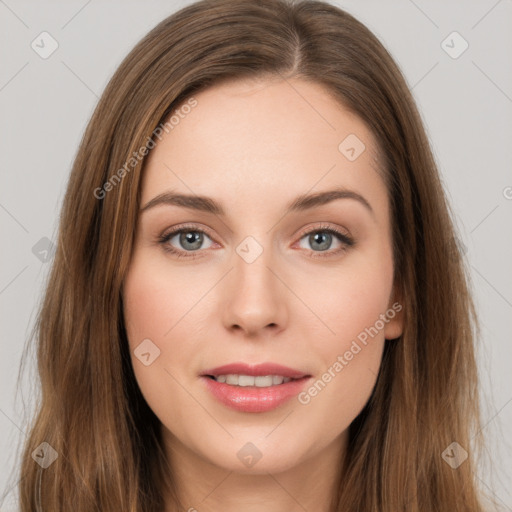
310,232,332,251
180,231,203,250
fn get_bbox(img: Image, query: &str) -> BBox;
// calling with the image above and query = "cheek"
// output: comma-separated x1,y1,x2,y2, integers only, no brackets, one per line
123,277,172,343
123,251,212,344
293,244,393,423
122,256,216,443
122,254,199,402
301,243,394,349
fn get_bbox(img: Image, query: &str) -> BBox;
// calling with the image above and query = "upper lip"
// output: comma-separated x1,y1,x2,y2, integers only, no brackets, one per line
201,362,310,379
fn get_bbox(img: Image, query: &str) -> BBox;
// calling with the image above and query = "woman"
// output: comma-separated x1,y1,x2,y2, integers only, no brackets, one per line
14,0,491,510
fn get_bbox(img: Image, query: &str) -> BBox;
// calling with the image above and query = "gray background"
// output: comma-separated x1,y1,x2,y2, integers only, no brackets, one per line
1,0,511,510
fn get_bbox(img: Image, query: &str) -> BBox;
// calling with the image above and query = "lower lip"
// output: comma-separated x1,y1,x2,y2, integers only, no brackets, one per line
201,376,311,413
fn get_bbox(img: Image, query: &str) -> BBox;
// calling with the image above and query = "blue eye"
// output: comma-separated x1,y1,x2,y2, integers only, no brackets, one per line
296,226,354,258
300,230,341,251
158,224,354,259
159,227,214,257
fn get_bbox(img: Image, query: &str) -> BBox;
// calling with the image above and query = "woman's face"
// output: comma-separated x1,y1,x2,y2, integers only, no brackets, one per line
123,77,403,475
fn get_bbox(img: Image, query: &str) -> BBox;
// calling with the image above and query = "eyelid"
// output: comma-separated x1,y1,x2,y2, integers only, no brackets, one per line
294,222,352,242
160,222,217,242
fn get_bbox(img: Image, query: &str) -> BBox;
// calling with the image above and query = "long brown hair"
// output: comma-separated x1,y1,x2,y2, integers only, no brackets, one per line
12,0,489,510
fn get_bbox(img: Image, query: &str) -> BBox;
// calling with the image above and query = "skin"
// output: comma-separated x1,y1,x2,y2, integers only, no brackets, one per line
122,76,403,512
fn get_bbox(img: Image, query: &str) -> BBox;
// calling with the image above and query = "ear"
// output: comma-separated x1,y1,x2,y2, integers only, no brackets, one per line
384,282,404,341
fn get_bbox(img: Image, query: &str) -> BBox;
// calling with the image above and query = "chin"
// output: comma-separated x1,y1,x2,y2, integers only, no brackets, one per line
193,433,317,475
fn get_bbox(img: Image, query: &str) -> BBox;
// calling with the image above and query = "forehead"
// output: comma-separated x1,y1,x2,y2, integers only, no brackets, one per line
141,77,386,216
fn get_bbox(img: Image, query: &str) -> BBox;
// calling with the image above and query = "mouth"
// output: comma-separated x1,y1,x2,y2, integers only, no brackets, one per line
200,363,312,413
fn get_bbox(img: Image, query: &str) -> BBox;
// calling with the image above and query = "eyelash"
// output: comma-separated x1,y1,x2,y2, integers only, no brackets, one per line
157,223,355,260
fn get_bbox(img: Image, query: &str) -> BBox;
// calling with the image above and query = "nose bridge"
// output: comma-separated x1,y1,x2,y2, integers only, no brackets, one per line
234,245,275,299
222,233,287,334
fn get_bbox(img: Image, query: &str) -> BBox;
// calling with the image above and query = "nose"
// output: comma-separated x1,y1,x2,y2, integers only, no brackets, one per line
221,247,288,337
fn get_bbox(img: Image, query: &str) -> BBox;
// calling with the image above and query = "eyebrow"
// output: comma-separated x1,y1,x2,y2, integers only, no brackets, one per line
140,187,374,218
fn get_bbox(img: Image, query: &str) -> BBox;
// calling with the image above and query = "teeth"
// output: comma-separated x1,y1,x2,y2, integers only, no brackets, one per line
225,374,238,385
212,374,293,387
239,375,260,387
